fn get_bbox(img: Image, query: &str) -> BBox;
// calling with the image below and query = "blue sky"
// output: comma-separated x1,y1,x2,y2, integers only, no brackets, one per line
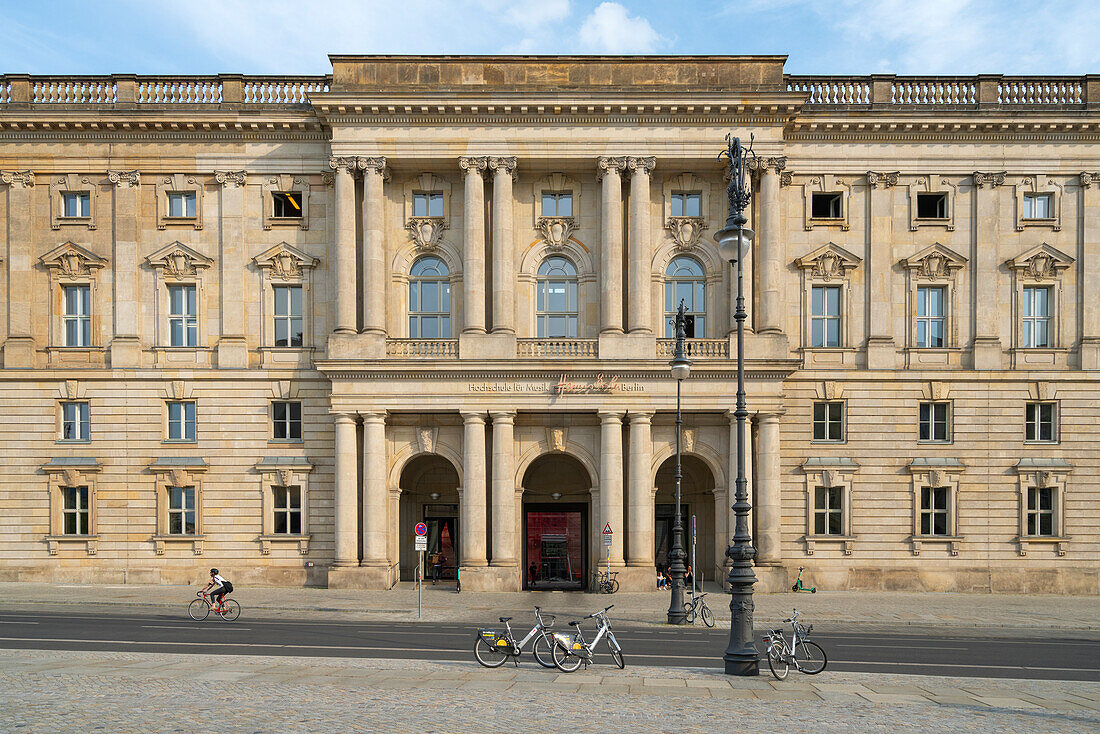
1,0,1097,76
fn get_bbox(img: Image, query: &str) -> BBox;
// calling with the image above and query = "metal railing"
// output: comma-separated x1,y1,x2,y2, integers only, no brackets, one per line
517,339,598,358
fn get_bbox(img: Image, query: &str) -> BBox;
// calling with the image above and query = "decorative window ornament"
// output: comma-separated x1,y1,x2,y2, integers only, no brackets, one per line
406,217,448,250
665,217,707,251
146,241,214,280
536,216,576,251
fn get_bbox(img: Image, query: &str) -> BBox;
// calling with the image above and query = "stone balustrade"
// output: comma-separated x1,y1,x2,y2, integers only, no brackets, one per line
516,339,598,358
656,338,730,359
0,74,330,105
385,339,458,358
786,74,1097,108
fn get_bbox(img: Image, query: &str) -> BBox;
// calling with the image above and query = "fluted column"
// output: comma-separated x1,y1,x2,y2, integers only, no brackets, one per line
626,411,654,566
333,413,359,567
627,156,656,333
461,411,488,566
361,411,388,567
107,170,141,367
489,157,517,334
360,157,388,336
460,156,488,334
748,157,785,335
490,411,516,566
2,171,35,367
755,412,782,565
599,411,625,565
216,169,247,367
1081,172,1100,369
866,171,899,367
972,171,1007,369
329,158,358,334
597,156,627,333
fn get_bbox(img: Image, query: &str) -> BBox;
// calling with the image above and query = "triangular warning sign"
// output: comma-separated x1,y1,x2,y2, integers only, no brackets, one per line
603,523,613,534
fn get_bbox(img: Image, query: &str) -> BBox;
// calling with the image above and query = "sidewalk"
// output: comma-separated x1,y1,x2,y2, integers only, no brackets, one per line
2,581,1098,631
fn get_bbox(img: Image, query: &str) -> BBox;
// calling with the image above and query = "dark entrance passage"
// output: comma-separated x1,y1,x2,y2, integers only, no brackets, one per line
423,508,457,581
398,454,460,582
523,504,587,590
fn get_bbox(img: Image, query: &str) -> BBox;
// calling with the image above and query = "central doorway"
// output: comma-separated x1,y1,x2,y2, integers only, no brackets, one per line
398,454,460,582
521,453,592,591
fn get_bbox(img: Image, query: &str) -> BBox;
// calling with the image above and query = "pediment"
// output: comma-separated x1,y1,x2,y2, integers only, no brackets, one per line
39,241,108,276
900,243,967,277
253,242,319,279
1007,243,1074,278
794,243,862,280
146,241,213,278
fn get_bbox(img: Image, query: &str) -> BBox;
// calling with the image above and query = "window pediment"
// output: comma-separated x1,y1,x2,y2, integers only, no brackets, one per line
901,243,967,279
146,242,214,279
794,243,862,280
1007,243,1074,280
253,242,319,281
40,241,108,277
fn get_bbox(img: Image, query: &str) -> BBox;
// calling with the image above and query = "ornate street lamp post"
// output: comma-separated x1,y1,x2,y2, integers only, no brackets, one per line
714,133,759,675
666,300,692,625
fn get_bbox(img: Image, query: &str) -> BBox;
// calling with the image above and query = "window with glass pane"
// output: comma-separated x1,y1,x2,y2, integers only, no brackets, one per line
61,401,89,441
920,486,950,535
409,256,451,338
273,486,302,534
541,192,572,217
670,191,702,217
1021,286,1051,348
814,487,843,535
813,401,844,441
167,401,196,441
1026,487,1054,536
273,285,303,347
167,192,197,218
536,257,579,338
168,486,196,535
272,192,302,218
63,284,92,347
273,401,302,440
168,285,198,347
1022,194,1053,219
919,402,949,441
915,286,945,348
412,191,444,217
1025,402,1056,442
62,486,90,535
62,192,90,217
664,256,706,337
811,285,841,347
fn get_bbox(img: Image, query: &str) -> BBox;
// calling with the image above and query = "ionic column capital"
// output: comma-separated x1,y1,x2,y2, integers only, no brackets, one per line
488,156,518,179
747,156,786,175
626,156,656,176
459,156,489,175
596,156,628,180
358,156,389,180
0,170,35,188
213,170,246,188
328,156,360,175
866,170,899,188
973,171,1006,189
1080,172,1098,189
107,170,140,188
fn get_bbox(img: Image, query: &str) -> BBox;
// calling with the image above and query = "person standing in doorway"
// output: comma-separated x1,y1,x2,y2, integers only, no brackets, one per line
430,551,444,585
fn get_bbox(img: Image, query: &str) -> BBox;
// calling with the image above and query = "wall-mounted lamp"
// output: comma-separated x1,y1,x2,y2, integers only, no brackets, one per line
551,492,562,501
429,492,440,501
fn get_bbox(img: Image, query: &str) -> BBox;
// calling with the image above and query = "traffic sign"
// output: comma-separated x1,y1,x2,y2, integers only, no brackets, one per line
415,535,428,551
602,523,613,535
414,522,428,536
602,534,613,547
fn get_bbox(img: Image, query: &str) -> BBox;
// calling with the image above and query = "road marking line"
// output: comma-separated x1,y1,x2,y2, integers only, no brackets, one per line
141,626,252,631
834,644,968,650
0,621,38,625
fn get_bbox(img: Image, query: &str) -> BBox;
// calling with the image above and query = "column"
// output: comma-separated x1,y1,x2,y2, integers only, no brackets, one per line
216,169,247,367
460,156,488,334
597,156,627,333
361,411,388,567
1081,172,1100,369
461,411,488,566
104,170,142,367
329,157,358,334
599,411,625,565
626,411,654,566
866,171,899,368
361,157,388,336
750,158,785,335
972,172,1006,369
333,413,358,567
490,411,516,566
627,156,655,333
489,156,517,334
754,412,782,565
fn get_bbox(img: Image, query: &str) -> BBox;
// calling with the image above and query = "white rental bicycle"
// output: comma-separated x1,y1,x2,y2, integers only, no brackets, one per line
474,606,558,669
763,608,827,680
551,605,624,672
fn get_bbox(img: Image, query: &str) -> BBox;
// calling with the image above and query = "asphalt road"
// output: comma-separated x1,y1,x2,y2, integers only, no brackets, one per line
1,607,1097,682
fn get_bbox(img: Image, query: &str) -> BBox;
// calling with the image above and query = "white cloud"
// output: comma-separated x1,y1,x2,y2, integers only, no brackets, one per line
577,2,664,53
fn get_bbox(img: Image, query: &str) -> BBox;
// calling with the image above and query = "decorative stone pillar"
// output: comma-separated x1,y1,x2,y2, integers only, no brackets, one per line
360,157,388,337
489,157,517,334
215,169,247,367
104,170,141,367
748,157,785,335
866,171,900,368
361,411,388,567
490,411,516,567
1081,172,1100,369
627,157,656,333
597,156,627,334
460,156,488,334
755,412,782,565
599,411,625,565
461,411,488,567
329,157,358,334
333,413,358,567
972,171,1007,370
626,411,654,566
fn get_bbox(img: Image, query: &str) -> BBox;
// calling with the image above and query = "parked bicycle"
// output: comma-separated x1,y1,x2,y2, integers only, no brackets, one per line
593,569,619,594
474,607,557,668
188,589,241,621
551,605,624,672
683,591,715,627
763,609,826,680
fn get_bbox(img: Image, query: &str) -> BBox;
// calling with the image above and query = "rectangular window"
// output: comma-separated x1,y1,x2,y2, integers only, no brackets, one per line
811,285,842,347
540,192,573,217
61,401,90,441
670,191,702,217
168,284,198,347
167,192,197,218
812,401,844,442
62,486,90,535
1026,487,1054,536
1022,193,1053,220
814,486,844,535
920,486,950,536
1021,286,1051,348
1025,402,1057,442
167,401,196,441
168,486,196,535
915,286,946,348
62,284,92,347
273,486,302,534
272,192,303,218
62,192,91,218
272,401,302,441
918,401,950,442
412,191,444,217
273,285,303,347
811,192,842,219
916,192,948,219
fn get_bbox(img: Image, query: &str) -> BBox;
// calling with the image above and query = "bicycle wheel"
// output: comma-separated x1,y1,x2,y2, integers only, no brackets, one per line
552,641,584,673
608,578,620,594
700,603,715,628
794,640,827,675
474,636,509,668
608,639,625,669
683,601,696,624
767,645,789,680
218,599,241,621
532,632,556,669
188,598,209,621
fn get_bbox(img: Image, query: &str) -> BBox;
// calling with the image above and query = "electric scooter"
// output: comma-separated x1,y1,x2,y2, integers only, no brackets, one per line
792,566,816,593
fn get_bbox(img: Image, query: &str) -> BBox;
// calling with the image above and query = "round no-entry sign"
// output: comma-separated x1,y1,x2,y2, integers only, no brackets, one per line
414,522,428,536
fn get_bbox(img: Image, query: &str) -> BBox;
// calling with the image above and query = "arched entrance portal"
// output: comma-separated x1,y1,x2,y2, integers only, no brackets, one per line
655,455,716,587
521,453,591,591
398,454,460,582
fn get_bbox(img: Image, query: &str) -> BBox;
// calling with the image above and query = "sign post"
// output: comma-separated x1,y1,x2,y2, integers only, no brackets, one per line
602,523,613,584
414,522,428,619
691,514,697,598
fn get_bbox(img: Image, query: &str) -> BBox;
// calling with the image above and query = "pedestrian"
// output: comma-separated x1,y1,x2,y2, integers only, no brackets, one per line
430,551,443,585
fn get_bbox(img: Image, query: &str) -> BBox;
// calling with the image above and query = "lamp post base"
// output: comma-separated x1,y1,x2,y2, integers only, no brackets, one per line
723,656,759,676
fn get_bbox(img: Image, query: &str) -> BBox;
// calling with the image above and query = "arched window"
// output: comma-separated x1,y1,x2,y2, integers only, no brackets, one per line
409,256,450,338
536,256,578,338
664,256,706,337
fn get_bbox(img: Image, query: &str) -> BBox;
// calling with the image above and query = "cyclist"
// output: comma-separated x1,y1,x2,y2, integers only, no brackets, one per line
202,568,233,612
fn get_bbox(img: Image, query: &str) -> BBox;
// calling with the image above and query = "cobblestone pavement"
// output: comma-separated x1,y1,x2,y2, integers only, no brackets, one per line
1,648,1097,733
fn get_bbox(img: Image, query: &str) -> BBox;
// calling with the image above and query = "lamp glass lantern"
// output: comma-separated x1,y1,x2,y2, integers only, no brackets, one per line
714,223,754,264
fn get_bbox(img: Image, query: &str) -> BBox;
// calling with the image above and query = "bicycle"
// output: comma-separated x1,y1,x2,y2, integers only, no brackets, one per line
188,590,241,622
474,607,557,669
763,609,826,680
592,569,619,594
683,592,715,627
551,605,624,672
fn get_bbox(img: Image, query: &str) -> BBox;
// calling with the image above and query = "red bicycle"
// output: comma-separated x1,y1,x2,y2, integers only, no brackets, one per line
188,589,241,621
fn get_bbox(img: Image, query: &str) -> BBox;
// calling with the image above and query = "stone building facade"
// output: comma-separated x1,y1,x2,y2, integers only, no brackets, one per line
0,57,1096,593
